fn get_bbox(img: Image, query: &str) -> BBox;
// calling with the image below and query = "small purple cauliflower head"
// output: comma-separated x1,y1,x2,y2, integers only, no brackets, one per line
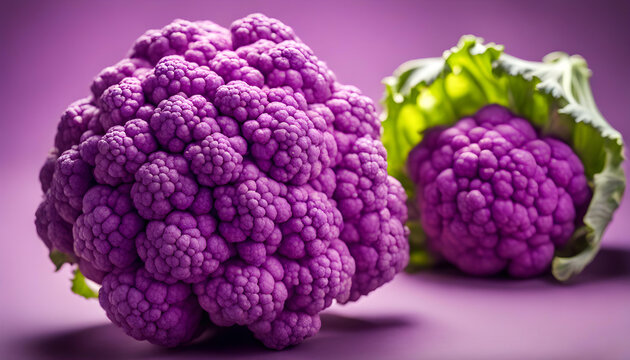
142,56,224,105
408,105,590,277
214,80,268,122
39,149,59,193
99,268,204,347
184,132,246,187
209,51,265,87
230,13,299,49
212,166,291,264
149,94,220,153
55,99,98,153
131,152,198,220
49,147,94,223
137,211,231,283
130,19,231,66
94,119,158,185
35,14,408,350
73,184,143,272
193,257,288,327
36,196,74,255
242,102,335,186
91,58,151,99
98,77,146,130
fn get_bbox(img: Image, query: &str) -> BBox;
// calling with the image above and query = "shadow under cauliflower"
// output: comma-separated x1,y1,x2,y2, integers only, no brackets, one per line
35,13,409,350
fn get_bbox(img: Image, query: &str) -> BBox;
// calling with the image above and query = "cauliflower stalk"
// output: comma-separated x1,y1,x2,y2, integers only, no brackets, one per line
382,36,625,280
35,14,409,349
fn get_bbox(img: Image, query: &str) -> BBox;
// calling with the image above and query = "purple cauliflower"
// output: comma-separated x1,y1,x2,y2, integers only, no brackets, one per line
407,105,590,277
35,14,408,350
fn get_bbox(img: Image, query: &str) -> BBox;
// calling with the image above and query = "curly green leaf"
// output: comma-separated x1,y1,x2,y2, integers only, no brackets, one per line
71,269,99,299
49,250,73,271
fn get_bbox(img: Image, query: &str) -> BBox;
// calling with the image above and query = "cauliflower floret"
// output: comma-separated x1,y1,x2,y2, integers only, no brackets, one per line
130,19,231,65
39,149,58,193
279,187,343,259
193,257,287,327
239,40,335,103
267,86,308,111
131,152,198,219
99,267,203,347
137,211,230,283
208,51,264,87
230,13,298,49
73,184,143,271
242,101,335,185
142,55,224,104
78,132,101,166
326,85,380,139
250,310,320,350
35,195,74,255
282,239,354,314
55,98,98,153
214,80,268,122
98,77,146,130
334,137,409,301
50,147,94,223
308,167,337,198
91,58,151,99
94,119,158,185
149,94,220,153
184,132,246,186
213,165,291,265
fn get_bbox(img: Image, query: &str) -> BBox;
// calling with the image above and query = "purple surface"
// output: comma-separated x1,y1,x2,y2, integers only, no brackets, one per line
0,0,629,359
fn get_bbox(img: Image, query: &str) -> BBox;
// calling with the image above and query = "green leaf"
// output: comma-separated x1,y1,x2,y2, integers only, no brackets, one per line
382,35,626,280
49,250,73,271
552,145,625,280
71,269,99,299
49,251,100,299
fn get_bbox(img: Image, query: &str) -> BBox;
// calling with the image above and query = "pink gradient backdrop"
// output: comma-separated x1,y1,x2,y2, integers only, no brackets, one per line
0,0,628,359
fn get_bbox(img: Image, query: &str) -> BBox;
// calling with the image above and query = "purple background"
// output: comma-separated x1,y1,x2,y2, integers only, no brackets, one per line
1,0,629,359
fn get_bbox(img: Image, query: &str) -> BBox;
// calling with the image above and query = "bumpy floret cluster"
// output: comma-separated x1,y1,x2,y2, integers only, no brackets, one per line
407,105,590,277
35,14,408,349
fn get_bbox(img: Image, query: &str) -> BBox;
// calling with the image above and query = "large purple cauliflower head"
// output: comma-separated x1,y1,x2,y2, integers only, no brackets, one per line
408,105,590,277
35,14,408,350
